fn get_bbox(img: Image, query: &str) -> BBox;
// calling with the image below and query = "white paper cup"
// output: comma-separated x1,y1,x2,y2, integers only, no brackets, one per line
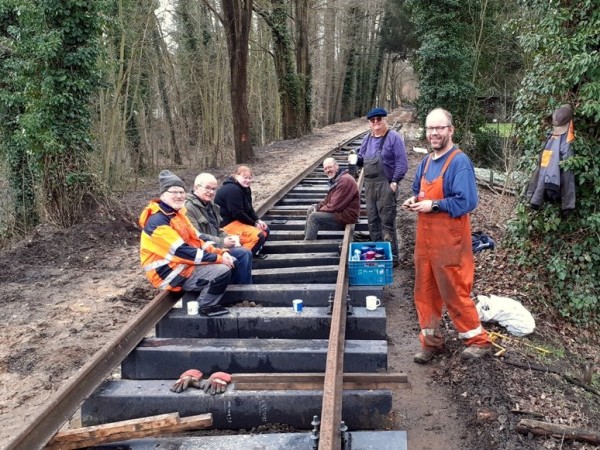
366,296,381,311
187,301,199,315
292,299,303,314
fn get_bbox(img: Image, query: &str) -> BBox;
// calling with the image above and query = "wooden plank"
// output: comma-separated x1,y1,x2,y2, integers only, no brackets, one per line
45,413,212,450
232,373,408,390
232,372,408,383
48,413,180,443
234,381,409,390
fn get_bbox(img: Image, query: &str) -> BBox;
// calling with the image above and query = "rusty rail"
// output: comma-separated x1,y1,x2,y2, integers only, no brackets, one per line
319,170,365,450
7,131,368,450
6,291,181,450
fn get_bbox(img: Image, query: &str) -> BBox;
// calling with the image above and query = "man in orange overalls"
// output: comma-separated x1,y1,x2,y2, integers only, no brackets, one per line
402,108,491,363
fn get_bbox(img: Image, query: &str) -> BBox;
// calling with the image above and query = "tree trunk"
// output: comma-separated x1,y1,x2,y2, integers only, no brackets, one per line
294,0,312,134
221,0,255,162
255,0,304,139
151,25,182,165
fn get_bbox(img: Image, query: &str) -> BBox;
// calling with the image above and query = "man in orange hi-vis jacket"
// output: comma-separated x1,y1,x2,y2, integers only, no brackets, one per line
139,170,235,316
402,108,491,364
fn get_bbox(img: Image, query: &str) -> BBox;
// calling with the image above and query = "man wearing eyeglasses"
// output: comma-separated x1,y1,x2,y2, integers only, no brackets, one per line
304,158,360,240
185,172,253,284
357,107,408,267
138,170,235,316
402,108,491,363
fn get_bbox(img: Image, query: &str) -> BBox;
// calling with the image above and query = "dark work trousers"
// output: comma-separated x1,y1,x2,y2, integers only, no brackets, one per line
304,204,344,240
364,179,399,261
182,264,231,308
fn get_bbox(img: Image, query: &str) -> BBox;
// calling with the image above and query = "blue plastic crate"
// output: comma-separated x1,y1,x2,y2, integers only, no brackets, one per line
348,241,393,286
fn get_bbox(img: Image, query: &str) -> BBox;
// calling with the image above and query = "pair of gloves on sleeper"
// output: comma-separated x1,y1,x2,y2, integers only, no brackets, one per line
170,369,231,395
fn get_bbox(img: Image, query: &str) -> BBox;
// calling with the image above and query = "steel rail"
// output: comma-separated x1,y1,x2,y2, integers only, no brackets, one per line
7,131,367,450
319,170,365,449
255,133,368,217
6,290,181,450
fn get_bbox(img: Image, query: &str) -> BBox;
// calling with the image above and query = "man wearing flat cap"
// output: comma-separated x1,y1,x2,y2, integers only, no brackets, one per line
138,170,236,316
357,107,408,266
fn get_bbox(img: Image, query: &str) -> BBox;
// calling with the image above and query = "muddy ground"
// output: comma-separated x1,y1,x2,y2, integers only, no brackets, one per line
0,109,598,450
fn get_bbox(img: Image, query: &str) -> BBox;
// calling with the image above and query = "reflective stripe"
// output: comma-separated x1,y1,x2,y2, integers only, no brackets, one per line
194,248,204,264
158,263,186,289
143,258,170,272
458,325,483,339
169,237,185,256
420,329,437,336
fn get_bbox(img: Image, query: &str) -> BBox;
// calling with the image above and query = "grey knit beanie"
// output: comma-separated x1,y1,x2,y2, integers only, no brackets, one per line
159,170,185,193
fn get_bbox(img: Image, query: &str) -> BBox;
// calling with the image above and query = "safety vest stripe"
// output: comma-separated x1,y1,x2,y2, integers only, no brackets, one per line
143,258,170,272
158,264,186,289
420,329,436,336
194,249,203,264
169,237,185,256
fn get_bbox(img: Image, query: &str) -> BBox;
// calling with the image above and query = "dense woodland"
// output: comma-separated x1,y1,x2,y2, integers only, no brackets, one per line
0,0,598,325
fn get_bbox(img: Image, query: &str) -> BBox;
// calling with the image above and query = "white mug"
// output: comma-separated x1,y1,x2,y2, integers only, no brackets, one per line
366,296,381,311
187,300,199,315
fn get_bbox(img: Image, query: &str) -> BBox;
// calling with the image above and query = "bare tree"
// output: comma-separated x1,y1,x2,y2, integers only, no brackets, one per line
203,0,255,162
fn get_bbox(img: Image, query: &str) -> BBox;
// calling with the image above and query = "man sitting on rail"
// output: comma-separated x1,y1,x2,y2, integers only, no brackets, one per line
304,157,360,240
185,172,253,284
139,170,234,316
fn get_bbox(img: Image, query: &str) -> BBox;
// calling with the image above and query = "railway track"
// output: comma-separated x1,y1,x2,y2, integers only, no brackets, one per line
7,132,408,450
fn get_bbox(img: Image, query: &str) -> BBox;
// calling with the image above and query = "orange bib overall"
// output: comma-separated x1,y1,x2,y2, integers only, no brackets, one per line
414,150,489,350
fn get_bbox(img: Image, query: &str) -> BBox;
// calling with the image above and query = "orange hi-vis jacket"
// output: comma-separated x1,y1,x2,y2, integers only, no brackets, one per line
139,200,228,291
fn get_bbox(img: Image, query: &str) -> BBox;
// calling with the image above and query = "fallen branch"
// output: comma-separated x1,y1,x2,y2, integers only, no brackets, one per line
515,419,600,444
501,358,600,396
45,412,212,450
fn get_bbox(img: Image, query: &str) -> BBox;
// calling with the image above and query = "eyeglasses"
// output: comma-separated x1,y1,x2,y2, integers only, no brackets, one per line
199,185,217,192
425,125,451,133
166,190,186,195
368,117,383,123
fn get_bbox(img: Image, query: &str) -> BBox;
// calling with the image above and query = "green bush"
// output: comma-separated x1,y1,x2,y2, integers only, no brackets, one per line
470,128,505,170
507,0,600,326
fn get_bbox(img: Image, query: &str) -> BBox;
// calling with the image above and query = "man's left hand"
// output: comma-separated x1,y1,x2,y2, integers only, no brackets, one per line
222,252,236,269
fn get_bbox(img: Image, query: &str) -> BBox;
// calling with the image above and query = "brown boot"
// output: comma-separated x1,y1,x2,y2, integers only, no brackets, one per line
461,346,491,360
414,348,443,364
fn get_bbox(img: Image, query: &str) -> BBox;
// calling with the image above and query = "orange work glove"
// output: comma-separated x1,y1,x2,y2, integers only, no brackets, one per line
199,371,232,395
170,369,203,393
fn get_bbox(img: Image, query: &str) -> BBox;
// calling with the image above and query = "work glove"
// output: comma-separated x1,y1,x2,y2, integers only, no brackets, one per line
170,369,203,393
199,371,232,395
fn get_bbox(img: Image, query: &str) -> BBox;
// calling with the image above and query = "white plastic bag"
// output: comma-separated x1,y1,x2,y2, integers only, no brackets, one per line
476,294,535,336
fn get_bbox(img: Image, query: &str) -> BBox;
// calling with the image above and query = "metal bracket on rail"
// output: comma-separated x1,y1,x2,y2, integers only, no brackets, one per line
327,293,353,316
327,293,334,315
309,415,320,449
345,294,353,316
340,420,352,449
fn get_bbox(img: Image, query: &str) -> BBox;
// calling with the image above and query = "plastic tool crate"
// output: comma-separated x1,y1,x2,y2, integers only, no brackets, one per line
348,241,393,286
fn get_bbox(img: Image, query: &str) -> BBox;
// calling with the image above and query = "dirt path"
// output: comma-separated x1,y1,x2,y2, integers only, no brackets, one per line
1,109,598,450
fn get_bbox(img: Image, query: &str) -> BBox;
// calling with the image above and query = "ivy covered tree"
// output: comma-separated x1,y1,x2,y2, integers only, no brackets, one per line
0,0,104,229
0,0,39,233
508,0,600,325
405,0,478,135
